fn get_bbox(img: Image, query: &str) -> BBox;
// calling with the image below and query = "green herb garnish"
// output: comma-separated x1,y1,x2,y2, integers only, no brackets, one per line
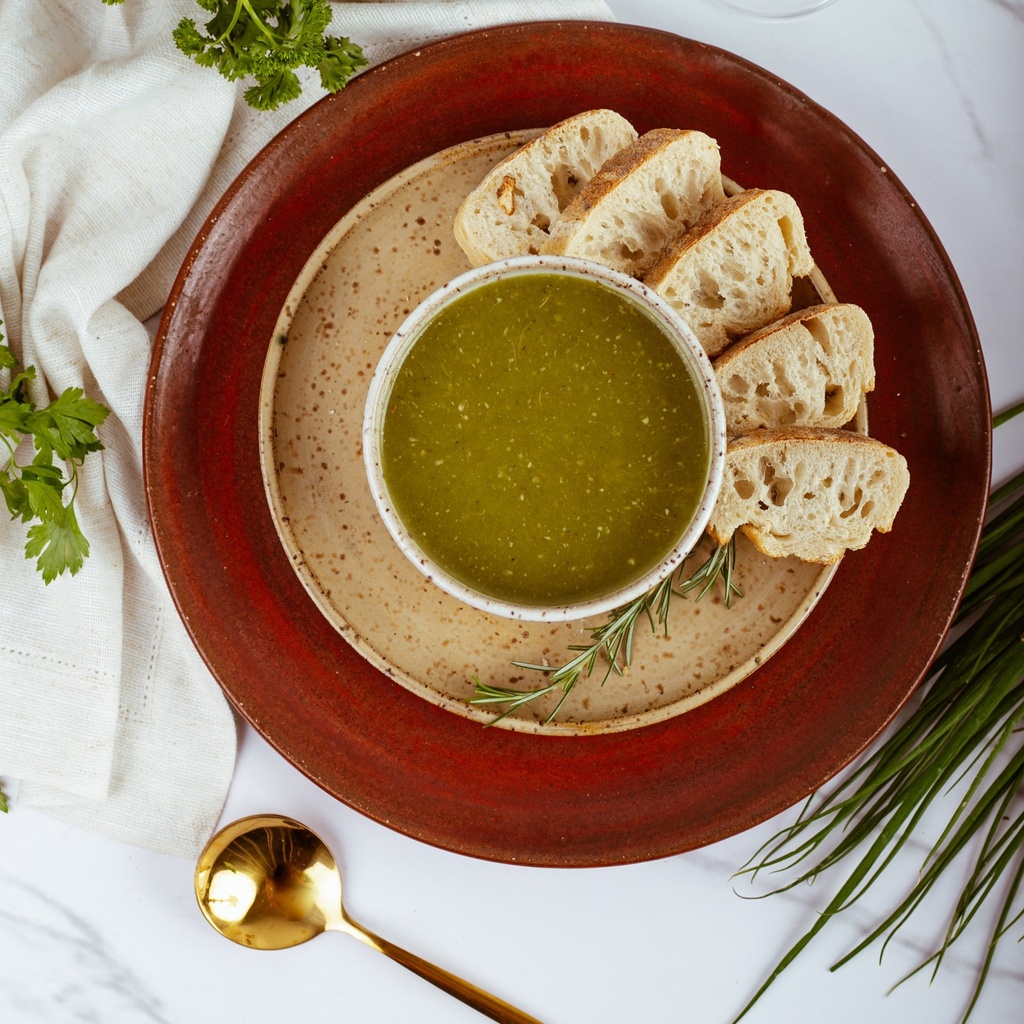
471,537,741,725
0,324,110,583
732,401,1024,1024
102,0,366,111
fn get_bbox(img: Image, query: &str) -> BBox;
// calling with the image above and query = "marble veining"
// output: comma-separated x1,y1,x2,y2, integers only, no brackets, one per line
3,3,1023,1023
910,0,992,159
989,0,1024,24
0,873,172,1024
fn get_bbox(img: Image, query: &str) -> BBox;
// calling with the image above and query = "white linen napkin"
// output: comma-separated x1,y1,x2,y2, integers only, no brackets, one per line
0,0,614,858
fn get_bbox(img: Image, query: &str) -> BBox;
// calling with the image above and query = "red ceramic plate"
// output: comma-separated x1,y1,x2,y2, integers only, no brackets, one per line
144,22,990,867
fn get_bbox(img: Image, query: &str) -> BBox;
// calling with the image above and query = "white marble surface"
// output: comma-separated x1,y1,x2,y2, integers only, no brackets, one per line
3,0,1023,1021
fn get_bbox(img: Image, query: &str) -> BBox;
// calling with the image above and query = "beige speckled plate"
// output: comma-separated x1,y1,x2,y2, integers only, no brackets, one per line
258,131,849,736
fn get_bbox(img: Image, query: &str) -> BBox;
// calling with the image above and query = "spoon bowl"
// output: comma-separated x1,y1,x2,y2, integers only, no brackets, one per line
195,814,340,950
195,814,541,1023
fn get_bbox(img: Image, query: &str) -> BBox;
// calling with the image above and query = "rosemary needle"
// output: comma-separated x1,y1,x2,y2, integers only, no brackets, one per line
471,536,740,725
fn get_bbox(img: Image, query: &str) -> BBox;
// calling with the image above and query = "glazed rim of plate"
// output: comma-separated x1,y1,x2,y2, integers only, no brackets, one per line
145,21,989,865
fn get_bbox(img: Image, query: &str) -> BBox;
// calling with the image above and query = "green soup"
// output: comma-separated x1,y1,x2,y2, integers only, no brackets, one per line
380,272,710,607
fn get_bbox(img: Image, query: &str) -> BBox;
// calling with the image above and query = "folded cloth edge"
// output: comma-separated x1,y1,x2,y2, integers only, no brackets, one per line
1,0,615,860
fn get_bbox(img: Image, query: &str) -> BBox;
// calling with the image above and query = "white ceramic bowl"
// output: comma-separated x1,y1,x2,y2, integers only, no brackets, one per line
363,255,726,622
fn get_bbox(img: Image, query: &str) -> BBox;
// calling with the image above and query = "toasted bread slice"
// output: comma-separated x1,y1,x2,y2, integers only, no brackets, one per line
646,189,815,356
539,128,727,278
714,303,875,434
453,109,638,266
707,427,909,564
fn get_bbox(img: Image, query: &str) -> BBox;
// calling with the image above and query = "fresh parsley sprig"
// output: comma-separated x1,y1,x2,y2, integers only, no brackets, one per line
0,324,110,583
103,1,367,111
471,538,741,725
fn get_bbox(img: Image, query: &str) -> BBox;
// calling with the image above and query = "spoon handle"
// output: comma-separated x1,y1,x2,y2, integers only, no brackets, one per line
358,926,545,1023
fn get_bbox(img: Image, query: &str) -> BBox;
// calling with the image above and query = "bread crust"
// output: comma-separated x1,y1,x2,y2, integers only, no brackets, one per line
707,427,910,563
539,128,726,277
646,189,815,355
714,302,876,433
546,128,690,214
452,109,637,266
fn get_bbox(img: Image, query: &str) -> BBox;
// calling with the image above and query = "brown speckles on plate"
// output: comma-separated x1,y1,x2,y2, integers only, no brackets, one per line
145,22,989,867
259,133,837,735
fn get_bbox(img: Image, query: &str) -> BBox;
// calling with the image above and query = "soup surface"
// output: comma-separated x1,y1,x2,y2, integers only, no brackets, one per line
380,272,710,606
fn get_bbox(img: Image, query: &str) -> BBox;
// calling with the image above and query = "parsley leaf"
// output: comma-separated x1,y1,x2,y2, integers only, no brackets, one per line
174,0,366,110
26,387,109,463
0,323,110,583
26,509,93,585
102,1,365,110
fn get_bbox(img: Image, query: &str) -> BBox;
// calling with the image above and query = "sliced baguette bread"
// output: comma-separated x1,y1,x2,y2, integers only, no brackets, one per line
538,128,727,278
707,427,909,564
646,188,815,357
714,303,875,434
453,109,638,266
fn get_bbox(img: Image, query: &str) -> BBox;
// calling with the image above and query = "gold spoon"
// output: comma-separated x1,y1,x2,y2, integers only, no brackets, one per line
195,814,543,1024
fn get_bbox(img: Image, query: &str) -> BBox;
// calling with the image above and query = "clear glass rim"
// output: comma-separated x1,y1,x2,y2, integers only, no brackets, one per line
710,0,839,18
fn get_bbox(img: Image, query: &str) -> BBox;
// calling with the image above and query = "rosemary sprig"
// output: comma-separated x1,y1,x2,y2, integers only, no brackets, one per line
731,405,1024,1024
471,536,740,725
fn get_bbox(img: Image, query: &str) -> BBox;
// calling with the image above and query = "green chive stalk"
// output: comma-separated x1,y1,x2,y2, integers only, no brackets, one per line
732,400,1024,1024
